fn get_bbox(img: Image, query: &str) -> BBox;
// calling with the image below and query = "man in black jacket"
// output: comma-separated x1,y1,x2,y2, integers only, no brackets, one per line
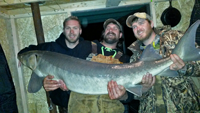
18,16,84,111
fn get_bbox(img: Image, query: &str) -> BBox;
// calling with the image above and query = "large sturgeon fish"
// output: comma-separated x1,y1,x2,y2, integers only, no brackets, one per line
18,20,200,96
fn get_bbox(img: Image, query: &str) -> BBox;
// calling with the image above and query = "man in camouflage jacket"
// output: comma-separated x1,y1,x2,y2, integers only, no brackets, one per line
126,12,200,113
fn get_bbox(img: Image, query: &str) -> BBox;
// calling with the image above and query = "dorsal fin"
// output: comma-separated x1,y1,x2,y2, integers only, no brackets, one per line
172,20,200,62
139,45,162,61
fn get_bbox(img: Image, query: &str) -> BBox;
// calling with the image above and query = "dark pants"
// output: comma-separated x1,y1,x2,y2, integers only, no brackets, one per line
124,104,129,113
0,93,18,113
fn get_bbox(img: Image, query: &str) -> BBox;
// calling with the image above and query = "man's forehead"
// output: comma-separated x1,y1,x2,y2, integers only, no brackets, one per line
132,18,146,24
66,22,80,27
66,20,79,24
106,23,120,29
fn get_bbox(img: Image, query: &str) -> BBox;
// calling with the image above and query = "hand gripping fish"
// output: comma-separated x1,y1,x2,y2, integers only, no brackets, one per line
18,20,200,96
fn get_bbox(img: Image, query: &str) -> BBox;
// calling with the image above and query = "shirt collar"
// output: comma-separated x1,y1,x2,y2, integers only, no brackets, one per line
140,35,160,50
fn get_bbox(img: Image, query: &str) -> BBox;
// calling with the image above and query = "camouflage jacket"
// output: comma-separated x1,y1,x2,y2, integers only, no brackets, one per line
128,26,200,113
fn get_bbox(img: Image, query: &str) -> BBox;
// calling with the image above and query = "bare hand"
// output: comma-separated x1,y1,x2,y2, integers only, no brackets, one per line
43,75,68,91
170,54,185,70
141,72,155,93
58,80,68,91
107,80,127,100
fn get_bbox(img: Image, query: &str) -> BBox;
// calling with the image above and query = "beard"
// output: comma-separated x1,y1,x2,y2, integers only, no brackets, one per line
103,32,119,44
136,28,153,42
65,33,80,43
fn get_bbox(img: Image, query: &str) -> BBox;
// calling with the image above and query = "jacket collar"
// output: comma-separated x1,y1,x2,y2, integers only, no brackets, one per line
56,33,84,50
128,35,160,54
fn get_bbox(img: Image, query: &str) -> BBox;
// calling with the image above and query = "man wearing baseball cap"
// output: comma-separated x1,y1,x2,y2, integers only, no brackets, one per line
126,12,152,28
126,12,200,113
104,18,123,31
68,18,134,113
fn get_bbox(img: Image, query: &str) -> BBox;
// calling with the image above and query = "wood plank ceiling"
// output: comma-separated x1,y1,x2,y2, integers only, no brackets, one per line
0,0,170,16
0,0,125,16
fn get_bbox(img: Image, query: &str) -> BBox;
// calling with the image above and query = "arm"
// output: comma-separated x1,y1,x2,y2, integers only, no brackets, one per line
18,44,41,54
141,54,185,94
44,76,70,108
43,76,70,108
18,42,53,55
107,54,185,100
107,73,155,102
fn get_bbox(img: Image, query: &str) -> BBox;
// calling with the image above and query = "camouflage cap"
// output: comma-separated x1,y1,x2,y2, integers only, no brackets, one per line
103,18,123,32
126,12,152,28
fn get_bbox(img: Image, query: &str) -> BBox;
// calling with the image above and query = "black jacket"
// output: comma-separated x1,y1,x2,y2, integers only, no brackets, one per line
18,33,85,58
0,44,18,112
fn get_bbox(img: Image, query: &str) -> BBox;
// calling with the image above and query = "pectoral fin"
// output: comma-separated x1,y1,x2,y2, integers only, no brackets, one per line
28,54,38,70
126,85,143,97
159,67,179,77
28,72,44,93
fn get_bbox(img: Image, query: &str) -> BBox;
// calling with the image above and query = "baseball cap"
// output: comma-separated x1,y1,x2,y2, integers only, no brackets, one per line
126,12,152,28
103,19,123,32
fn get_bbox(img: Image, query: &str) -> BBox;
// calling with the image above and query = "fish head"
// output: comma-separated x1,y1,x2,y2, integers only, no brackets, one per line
18,51,41,70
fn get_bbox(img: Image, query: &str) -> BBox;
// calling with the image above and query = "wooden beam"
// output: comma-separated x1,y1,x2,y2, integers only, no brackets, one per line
30,2,57,113
120,0,176,5
30,2,45,44
10,18,29,113
7,1,105,18
1,0,176,16
150,2,157,27
0,12,10,18
0,0,50,6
